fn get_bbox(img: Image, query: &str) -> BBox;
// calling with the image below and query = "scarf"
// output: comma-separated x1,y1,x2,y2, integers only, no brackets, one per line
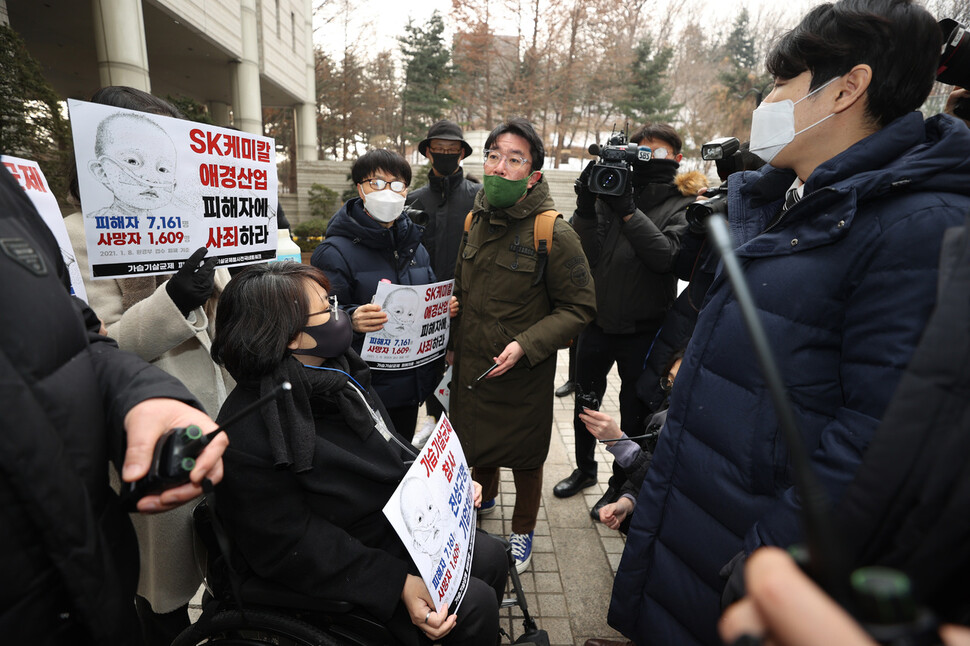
258,352,383,472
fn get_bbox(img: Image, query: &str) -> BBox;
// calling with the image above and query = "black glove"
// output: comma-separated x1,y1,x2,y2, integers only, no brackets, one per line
573,161,597,217
166,247,218,316
600,180,636,219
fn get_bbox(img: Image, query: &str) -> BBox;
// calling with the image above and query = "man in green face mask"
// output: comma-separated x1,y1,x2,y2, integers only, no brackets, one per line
447,117,597,575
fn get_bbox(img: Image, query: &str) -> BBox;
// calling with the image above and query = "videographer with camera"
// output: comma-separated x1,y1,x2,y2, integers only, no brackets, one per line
552,124,707,519
609,1,970,645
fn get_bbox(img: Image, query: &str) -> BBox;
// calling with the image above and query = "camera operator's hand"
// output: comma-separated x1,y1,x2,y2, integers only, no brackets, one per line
601,181,636,221
600,497,634,531
123,398,225,513
574,161,597,217
944,87,970,127
721,547,970,646
166,247,218,316
579,408,623,441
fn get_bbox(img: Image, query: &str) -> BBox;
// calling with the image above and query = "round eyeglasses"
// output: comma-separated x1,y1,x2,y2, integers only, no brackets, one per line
483,149,531,172
361,178,407,193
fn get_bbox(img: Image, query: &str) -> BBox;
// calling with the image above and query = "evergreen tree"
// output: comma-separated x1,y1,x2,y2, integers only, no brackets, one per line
398,11,452,149
616,37,679,126
713,8,770,136
166,95,213,124
718,8,759,94
0,24,70,200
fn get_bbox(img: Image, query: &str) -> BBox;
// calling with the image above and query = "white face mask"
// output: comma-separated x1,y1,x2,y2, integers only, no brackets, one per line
362,189,406,223
749,76,839,164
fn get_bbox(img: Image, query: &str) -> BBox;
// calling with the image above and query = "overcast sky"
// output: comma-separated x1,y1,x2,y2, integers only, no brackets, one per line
313,0,824,59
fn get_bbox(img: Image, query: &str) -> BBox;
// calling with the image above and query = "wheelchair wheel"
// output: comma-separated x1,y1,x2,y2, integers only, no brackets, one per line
172,608,344,646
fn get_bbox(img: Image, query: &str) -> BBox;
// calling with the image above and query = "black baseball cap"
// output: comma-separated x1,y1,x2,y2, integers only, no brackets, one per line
418,120,473,158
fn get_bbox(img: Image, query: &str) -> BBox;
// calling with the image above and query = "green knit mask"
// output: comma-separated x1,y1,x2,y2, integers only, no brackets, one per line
483,173,534,208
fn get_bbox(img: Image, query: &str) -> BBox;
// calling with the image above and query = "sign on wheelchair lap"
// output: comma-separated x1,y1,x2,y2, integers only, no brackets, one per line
383,414,474,613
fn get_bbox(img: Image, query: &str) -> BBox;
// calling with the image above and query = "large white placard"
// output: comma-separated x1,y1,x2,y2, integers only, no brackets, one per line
383,415,475,613
68,99,278,278
361,279,454,370
2,155,87,301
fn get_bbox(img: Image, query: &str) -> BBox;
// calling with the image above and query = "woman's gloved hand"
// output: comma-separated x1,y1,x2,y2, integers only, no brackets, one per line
166,246,218,316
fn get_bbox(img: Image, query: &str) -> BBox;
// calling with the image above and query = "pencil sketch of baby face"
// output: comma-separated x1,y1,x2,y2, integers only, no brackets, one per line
383,287,420,337
400,478,444,557
89,114,177,211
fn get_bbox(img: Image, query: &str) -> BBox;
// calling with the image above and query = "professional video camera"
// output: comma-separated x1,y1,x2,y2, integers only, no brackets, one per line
938,18,970,119
586,131,652,196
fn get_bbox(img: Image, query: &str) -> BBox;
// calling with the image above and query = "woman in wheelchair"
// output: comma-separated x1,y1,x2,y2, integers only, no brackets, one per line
210,262,508,645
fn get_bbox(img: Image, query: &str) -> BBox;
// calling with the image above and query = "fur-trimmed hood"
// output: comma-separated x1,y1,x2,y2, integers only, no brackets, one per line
674,170,709,197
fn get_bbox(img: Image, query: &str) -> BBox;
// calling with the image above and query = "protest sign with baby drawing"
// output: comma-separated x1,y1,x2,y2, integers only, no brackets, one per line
383,415,475,613
362,279,454,370
68,99,278,278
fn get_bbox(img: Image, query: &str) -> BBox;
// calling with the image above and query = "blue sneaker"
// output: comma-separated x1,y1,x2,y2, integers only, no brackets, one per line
479,498,496,516
509,531,534,573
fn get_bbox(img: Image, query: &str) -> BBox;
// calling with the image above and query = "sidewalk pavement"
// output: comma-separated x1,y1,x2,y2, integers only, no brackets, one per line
190,348,628,645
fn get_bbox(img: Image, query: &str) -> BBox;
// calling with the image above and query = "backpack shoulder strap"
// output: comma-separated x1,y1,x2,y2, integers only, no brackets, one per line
531,210,562,286
532,210,561,254
461,210,474,249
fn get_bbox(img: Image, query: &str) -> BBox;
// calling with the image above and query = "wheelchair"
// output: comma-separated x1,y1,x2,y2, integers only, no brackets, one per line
172,496,548,646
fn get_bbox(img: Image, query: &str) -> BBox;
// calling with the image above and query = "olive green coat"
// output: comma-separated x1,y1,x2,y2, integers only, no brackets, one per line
450,179,596,469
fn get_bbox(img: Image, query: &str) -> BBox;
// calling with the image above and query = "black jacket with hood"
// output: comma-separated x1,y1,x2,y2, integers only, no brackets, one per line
0,163,199,644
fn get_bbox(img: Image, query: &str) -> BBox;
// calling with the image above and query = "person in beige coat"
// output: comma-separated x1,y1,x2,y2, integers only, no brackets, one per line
65,85,233,646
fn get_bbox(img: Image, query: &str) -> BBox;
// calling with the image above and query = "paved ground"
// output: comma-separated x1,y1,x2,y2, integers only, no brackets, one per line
191,348,627,645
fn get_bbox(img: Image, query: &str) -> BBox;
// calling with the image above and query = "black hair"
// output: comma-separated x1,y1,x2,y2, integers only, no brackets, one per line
661,348,687,392
69,86,184,202
484,117,545,171
212,262,331,381
351,149,412,187
765,0,941,128
630,124,683,155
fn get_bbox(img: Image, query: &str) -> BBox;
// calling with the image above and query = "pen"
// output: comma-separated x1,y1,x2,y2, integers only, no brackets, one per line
475,362,500,382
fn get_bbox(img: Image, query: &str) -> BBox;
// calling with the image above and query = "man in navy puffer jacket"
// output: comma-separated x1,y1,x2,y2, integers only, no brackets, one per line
610,1,970,644
311,150,439,441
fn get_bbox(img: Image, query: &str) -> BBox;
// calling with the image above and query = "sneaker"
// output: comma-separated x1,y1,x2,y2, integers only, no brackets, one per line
411,418,436,449
478,498,496,516
509,531,534,573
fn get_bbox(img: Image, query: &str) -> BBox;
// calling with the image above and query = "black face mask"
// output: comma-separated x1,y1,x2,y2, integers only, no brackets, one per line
431,153,461,176
296,308,353,360
632,159,680,188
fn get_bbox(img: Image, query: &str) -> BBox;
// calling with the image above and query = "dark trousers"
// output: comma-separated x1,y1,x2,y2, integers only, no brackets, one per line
425,357,447,420
566,341,576,382
473,466,543,535
573,323,657,478
387,529,507,646
135,596,190,646
387,405,419,442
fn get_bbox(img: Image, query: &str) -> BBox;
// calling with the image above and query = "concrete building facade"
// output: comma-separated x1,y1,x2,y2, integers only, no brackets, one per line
7,0,318,169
